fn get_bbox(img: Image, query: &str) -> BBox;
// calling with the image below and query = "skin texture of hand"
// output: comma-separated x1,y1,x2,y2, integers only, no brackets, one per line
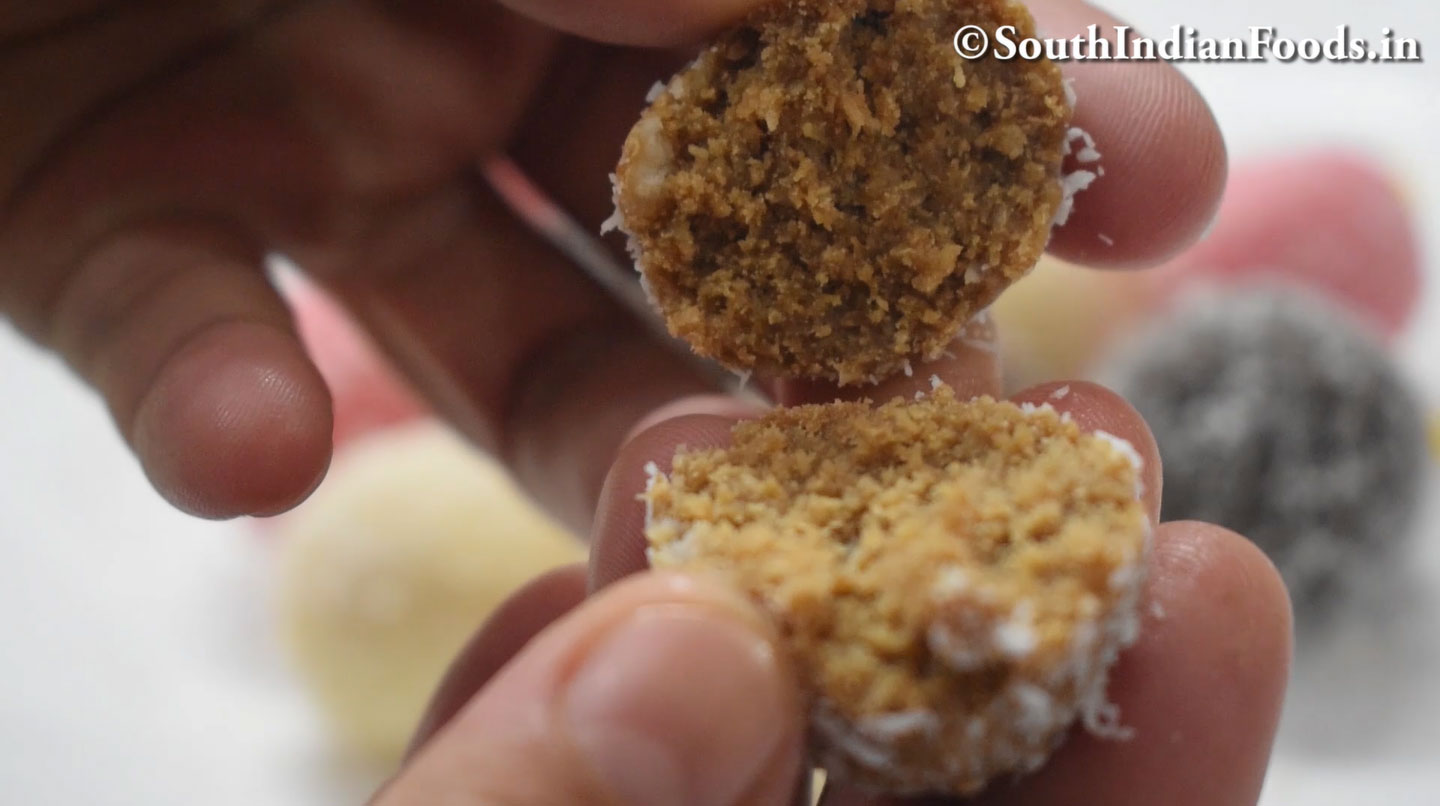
0,0,1223,527
379,341,1293,804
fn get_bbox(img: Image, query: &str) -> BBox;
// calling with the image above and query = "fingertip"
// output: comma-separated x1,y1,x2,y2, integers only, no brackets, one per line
1109,520,1292,798
557,571,803,806
1049,78,1227,267
1148,520,1294,675
386,569,804,806
1033,0,1228,267
130,321,333,519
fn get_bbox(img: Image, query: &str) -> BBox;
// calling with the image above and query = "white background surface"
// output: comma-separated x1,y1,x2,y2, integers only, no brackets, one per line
2,1,1438,803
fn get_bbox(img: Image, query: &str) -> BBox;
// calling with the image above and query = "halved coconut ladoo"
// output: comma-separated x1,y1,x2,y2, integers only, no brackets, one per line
610,0,1074,384
643,385,1149,794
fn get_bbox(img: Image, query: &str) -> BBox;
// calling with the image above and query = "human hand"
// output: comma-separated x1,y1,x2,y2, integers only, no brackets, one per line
0,0,1223,526
380,355,1291,805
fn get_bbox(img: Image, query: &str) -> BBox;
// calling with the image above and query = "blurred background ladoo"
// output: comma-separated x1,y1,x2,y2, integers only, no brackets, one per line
2,1,1438,803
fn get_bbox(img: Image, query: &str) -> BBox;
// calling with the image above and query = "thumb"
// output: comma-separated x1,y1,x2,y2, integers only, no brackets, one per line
377,572,806,806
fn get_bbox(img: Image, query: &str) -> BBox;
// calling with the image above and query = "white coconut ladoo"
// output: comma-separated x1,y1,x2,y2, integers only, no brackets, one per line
275,424,584,762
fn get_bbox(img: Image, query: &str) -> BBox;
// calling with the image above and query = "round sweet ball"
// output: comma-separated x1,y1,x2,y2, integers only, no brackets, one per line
611,0,1075,385
644,386,1150,795
1148,149,1421,340
276,423,584,762
1098,287,1427,625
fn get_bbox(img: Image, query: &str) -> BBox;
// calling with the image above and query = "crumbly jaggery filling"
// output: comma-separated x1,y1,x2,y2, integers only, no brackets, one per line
645,388,1147,792
616,0,1070,384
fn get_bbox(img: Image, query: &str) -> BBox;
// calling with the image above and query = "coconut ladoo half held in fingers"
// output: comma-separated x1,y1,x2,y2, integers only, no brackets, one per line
643,385,1150,794
609,0,1077,384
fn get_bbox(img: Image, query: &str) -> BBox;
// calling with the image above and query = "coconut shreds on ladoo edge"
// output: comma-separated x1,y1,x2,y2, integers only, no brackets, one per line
643,385,1150,794
610,0,1074,385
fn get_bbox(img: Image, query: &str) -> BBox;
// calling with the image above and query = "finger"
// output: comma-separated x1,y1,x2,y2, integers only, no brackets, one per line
775,313,1002,407
1030,0,1227,267
495,0,764,47
1009,380,1162,523
3,1,563,518
31,223,331,518
315,180,718,534
248,8,722,531
405,563,590,758
376,571,806,806
819,520,1292,806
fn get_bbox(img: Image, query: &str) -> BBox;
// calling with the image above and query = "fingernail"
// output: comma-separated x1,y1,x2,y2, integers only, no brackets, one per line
564,606,786,806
